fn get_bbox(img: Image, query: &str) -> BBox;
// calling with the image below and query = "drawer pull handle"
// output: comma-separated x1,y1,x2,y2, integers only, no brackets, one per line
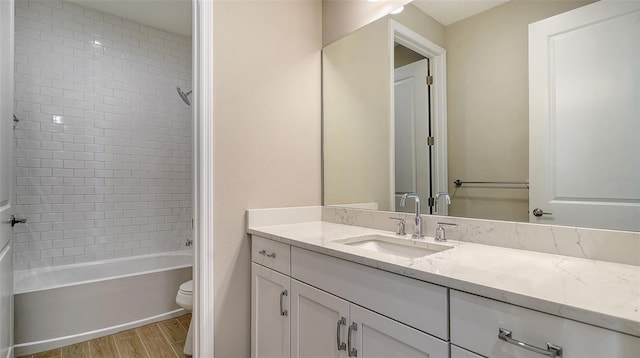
279,290,288,316
347,322,358,357
336,317,346,351
499,328,563,357
258,249,276,258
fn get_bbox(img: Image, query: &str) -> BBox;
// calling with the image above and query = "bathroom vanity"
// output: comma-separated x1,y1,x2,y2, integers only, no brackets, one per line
247,207,640,358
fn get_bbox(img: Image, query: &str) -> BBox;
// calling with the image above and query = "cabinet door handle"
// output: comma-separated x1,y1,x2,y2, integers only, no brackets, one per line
347,322,358,357
498,328,563,357
258,249,276,258
336,317,346,351
279,290,288,316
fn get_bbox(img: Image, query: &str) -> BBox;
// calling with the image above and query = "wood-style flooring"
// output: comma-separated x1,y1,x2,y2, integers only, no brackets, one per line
20,313,192,358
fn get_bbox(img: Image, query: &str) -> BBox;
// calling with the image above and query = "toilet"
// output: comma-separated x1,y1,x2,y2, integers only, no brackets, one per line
175,280,194,356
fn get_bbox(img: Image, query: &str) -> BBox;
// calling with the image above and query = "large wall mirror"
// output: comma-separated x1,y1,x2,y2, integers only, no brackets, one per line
322,0,640,232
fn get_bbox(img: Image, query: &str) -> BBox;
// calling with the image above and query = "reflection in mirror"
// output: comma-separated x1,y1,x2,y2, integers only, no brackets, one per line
323,0,639,232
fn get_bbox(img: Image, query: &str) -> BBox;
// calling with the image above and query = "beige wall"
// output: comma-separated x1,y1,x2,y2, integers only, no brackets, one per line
444,0,594,221
323,4,444,210
212,1,322,356
323,19,391,209
395,45,426,68
323,0,412,46
391,3,445,47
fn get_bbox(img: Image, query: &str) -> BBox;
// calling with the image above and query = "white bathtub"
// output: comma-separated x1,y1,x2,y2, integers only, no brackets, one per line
13,251,193,356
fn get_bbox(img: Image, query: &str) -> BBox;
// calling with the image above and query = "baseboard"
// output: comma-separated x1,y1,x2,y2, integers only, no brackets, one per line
13,309,186,356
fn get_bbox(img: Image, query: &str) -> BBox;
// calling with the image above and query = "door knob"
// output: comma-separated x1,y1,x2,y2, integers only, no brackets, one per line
532,208,552,217
9,215,27,227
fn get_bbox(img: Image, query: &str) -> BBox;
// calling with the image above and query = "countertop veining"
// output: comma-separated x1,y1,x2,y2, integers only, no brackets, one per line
248,220,640,338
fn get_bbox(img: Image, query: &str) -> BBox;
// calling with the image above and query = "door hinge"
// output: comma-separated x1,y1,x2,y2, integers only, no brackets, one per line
426,75,434,85
427,197,435,207
426,136,435,146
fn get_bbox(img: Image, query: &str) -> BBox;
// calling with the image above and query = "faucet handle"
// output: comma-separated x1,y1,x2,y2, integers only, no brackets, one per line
435,222,457,241
389,217,406,236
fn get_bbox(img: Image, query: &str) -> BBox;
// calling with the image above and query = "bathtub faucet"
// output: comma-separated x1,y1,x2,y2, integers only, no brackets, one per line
185,238,193,247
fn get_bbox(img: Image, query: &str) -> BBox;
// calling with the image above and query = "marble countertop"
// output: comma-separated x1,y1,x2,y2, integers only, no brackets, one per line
248,221,640,338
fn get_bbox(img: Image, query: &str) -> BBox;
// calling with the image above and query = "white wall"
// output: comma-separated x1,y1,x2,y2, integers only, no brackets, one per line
211,1,322,356
12,0,192,270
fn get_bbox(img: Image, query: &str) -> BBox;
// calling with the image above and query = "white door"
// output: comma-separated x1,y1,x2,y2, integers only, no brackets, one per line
0,0,14,356
529,1,640,231
290,280,349,358
349,304,449,358
251,263,290,358
393,59,432,213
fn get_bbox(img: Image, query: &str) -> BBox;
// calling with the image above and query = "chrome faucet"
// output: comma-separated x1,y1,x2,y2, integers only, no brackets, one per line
400,192,423,239
434,192,451,214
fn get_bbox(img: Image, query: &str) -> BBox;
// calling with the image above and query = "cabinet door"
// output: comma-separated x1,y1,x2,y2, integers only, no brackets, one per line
349,304,449,358
252,263,290,358
291,279,350,358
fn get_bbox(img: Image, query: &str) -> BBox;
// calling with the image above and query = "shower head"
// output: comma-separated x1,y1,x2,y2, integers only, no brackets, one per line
176,87,192,106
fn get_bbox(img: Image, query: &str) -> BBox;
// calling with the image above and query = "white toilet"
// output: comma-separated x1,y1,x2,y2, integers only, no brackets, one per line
175,280,194,356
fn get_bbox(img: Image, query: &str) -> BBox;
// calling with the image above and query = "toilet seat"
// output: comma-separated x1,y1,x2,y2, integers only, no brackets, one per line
176,280,193,311
179,280,193,295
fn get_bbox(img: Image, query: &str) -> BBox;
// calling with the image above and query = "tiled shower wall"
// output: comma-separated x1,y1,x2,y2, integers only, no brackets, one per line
12,0,193,270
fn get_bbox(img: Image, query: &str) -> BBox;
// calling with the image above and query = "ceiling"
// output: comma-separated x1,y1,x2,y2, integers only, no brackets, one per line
68,0,510,38
68,0,192,37
413,0,511,26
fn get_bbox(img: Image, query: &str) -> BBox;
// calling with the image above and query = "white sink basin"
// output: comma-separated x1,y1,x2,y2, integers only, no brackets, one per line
335,234,452,259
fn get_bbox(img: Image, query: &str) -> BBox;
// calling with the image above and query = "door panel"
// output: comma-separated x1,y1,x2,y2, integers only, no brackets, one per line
251,263,290,358
529,1,640,231
290,279,349,358
394,59,431,213
0,244,12,358
350,304,449,358
0,0,14,356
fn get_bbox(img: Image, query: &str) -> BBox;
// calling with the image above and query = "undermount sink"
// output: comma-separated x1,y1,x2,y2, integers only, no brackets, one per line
335,234,452,259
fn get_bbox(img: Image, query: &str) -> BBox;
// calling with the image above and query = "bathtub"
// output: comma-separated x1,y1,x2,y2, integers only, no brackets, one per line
13,251,193,356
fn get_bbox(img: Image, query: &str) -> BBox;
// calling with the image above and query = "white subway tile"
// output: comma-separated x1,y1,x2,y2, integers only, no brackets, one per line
14,0,192,269
63,246,84,256
52,256,75,266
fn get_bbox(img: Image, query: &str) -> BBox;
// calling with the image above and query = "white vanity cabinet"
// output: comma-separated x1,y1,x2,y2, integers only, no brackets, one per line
450,290,640,358
252,234,640,358
251,235,450,358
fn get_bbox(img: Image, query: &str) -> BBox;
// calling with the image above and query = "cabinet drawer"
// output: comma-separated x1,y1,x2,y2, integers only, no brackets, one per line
251,236,290,275
451,345,484,358
450,290,640,358
291,246,448,340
